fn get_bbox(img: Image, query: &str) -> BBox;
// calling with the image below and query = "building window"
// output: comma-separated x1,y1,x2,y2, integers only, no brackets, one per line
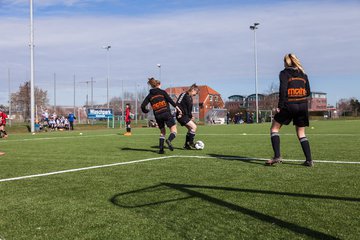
214,96,218,102
209,95,213,102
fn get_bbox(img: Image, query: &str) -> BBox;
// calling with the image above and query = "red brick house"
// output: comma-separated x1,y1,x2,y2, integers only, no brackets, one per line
165,85,225,121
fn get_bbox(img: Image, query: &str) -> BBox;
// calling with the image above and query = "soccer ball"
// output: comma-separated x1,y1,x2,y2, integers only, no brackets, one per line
195,140,205,150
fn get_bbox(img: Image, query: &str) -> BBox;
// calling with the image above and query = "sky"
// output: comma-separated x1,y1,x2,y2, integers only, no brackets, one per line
0,0,360,107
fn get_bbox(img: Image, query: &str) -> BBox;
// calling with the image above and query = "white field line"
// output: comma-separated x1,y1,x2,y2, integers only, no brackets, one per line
178,155,360,164
0,133,359,144
1,155,360,184
0,133,117,143
0,156,174,183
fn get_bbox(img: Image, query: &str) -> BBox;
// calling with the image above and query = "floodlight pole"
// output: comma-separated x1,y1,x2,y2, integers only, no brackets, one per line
30,0,35,132
91,77,94,109
121,80,124,129
8,68,12,127
103,45,111,128
250,22,260,123
54,73,56,112
103,45,111,109
73,74,76,114
135,83,138,126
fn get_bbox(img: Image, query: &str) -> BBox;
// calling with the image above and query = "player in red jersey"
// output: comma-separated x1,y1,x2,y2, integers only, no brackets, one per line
124,103,132,136
0,110,9,139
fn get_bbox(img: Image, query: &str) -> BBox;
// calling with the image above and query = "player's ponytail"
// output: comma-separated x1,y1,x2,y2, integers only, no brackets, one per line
284,53,305,74
148,77,161,88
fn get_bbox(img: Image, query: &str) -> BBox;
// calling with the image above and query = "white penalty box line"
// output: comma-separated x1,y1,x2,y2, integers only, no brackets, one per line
1,155,359,183
0,156,174,183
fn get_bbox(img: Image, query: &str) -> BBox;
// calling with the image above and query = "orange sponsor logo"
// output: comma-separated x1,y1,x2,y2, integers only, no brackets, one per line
152,100,167,111
288,88,307,97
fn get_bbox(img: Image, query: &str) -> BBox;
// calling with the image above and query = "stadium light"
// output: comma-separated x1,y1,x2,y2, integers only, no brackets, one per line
250,22,260,123
157,64,161,81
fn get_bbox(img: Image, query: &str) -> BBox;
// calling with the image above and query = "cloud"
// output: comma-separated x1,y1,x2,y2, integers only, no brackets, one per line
0,1,359,106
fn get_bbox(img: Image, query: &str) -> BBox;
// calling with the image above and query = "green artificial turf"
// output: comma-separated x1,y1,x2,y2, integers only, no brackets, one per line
0,120,359,239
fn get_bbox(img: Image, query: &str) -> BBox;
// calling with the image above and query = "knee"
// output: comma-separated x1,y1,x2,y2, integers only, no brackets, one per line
270,127,279,133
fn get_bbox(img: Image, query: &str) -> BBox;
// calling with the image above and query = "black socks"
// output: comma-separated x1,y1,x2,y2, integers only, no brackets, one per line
271,132,281,158
168,132,176,142
188,130,196,145
159,136,165,150
299,137,312,161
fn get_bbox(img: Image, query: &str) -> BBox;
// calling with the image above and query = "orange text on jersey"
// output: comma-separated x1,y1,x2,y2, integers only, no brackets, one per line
288,88,307,97
152,100,167,111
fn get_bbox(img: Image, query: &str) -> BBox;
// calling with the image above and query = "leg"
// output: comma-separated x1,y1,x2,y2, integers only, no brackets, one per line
266,120,283,165
126,121,131,133
124,121,132,136
185,121,197,147
166,125,177,151
0,125,7,138
296,126,313,166
184,125,192,149
158,128,166,154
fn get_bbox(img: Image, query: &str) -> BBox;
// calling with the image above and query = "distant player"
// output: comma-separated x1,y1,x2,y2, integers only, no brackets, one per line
176,84,200,149
141,77,182,154
67,112,76,130
124,103,132,136
0,109,9,139
266,53,313,167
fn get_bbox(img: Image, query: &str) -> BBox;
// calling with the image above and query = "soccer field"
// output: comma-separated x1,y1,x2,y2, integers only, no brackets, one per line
0,120,359,240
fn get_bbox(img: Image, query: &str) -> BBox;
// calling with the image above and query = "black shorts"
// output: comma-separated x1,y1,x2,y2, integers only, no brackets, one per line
274,102,309,127
176,115,191,126
155,112,176,129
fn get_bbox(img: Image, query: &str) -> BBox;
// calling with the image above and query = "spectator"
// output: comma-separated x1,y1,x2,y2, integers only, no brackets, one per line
67,112,76,130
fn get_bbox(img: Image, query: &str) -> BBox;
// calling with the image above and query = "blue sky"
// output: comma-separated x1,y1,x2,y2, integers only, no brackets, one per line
1,0,360,107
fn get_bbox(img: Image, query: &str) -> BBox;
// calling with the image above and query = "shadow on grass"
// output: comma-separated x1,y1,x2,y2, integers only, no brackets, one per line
208,154,266,166
120,147,159,153
110,182,359,239
150,145,184,151
208,154,308,167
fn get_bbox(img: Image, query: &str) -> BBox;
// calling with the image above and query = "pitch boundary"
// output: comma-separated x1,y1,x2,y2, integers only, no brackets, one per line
1,132,359,144
0,156,173,183
1,155,360,183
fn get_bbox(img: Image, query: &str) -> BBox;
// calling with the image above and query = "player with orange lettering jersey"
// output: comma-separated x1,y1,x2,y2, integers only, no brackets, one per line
141,78,182,154
267,54,313,167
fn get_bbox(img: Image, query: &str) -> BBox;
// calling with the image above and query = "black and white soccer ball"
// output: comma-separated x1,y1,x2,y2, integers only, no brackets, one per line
195,140,205,150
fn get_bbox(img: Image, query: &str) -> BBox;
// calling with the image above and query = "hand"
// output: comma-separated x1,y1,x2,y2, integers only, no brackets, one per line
276,108,280,113
176,107,183,116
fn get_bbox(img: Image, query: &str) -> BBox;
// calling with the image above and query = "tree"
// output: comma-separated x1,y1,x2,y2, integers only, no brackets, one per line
350,98,360,116
10,81,49,121
337,98,352,116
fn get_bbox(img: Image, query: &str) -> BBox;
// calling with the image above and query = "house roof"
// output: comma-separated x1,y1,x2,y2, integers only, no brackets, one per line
165,85,222,103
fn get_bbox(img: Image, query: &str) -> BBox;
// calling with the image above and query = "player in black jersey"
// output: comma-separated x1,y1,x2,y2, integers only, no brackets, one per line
176,84,200,149
266,53,313,167
141,78,182,154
